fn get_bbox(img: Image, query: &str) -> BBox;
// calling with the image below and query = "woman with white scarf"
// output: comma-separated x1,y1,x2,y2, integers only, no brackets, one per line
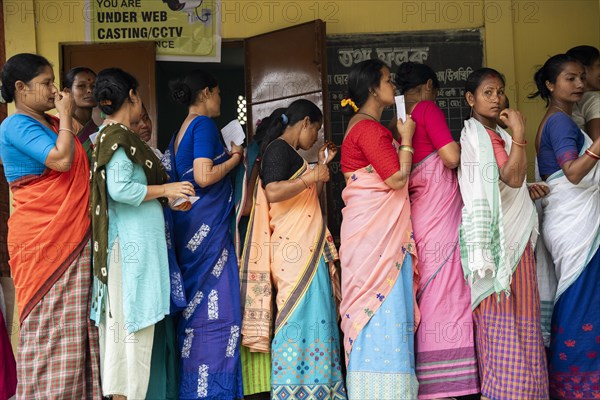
532,53,600,400
458,68,549,400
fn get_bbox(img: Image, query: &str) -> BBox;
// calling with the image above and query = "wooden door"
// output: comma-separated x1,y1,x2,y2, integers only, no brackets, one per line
60,42,157,146
244,20,328,163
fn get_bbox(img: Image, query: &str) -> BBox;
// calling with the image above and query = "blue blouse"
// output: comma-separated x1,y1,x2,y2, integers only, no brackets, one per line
0,114,56,182
538,112,584,177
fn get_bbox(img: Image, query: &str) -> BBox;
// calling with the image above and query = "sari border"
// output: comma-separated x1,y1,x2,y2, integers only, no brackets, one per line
274,218,326,333
9,170,51,191
411,150,438,171
416,240,458,302
240,182,260,304
20,229,91,324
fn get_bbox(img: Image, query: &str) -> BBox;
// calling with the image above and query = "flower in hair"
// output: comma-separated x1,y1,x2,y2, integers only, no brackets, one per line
341,98,358,113
281,113,289,125
99,100,112,106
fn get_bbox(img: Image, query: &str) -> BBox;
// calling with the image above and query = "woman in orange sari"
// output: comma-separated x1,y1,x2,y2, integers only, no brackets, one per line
0,53,101,398
240,99,346,399
339,59,419,399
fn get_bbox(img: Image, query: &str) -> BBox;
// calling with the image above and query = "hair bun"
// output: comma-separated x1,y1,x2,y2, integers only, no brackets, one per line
0,83,8,103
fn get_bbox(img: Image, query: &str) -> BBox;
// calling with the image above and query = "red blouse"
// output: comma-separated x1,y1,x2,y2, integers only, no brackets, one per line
341,120,400,181
486,128,509,169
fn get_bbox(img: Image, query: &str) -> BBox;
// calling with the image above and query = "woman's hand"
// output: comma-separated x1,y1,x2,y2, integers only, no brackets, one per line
229,142,244,164
311,164,330,183
318,141,338,165
54,90,74,118
499,109,526,139
230,142,243,154
162,181,195,200
396,115,416,144
527,183,549,200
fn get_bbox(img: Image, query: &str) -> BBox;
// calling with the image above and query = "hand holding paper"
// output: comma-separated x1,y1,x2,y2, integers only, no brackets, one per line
221,119,246,151
395,95,407,122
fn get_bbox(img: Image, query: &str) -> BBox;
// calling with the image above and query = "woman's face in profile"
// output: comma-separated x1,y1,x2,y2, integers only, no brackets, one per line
298,119,322,151
18,65,58,112
206,86,221,118
374,67,396,107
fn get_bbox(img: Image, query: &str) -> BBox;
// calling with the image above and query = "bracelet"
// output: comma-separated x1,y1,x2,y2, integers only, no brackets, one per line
298,176,309,189
59,127,75,135
585,148,600,160
512,139,527,147
399,145,414,154
231,151,243,162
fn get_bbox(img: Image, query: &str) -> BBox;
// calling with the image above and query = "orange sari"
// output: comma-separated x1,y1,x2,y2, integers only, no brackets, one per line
8,116,90,322
240,161,346,399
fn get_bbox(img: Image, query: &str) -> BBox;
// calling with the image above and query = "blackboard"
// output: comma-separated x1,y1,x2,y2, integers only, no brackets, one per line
325,29,483,243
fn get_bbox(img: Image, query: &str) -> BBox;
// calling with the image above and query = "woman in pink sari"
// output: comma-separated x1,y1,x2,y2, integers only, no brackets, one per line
395,62,479,399
339,59,419,399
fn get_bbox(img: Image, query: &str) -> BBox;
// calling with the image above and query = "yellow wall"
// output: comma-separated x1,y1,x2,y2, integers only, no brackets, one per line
3,0,600,169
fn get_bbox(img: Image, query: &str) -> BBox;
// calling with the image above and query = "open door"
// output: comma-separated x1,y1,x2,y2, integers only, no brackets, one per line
60,42,157,146
244,20,328,164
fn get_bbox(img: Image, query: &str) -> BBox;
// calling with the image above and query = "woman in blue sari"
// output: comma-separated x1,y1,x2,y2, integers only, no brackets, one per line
164,70,244,399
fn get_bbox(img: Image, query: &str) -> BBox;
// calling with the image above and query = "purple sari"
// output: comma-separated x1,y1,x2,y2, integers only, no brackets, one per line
163,116,243,399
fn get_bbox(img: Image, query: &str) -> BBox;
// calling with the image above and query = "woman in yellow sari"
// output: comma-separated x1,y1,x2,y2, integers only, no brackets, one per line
240,99,346,399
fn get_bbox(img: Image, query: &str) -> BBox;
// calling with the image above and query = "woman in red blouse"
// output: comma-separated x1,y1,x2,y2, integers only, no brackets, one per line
338,59,419,399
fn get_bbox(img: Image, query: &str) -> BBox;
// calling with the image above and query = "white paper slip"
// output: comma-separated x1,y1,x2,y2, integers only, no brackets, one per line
221,119,246,151
395,95,407,122
323,148,329,164
171,196,199,207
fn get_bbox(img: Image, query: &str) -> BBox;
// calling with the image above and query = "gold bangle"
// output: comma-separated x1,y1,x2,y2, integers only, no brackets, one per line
512,139,527,147
59,127,75,135
399,145,414,154
298,176,309,189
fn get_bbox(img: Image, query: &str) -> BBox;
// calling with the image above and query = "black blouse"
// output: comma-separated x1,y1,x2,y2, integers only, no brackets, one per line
260,139,304,187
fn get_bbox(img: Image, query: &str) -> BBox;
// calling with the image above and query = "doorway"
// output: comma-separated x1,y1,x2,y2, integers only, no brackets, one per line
155,41,245,151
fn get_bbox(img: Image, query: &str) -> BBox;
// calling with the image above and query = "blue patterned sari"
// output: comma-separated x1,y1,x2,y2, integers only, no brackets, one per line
163,116,243,399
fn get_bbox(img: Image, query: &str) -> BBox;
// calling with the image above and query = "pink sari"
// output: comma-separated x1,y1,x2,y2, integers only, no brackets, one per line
409,153,479,398
339,165,420,397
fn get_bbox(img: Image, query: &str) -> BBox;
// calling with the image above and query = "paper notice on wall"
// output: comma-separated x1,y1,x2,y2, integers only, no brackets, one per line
86,0,221,62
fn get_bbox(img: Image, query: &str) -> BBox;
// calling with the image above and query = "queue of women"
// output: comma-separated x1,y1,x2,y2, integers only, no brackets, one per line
0,44,598,400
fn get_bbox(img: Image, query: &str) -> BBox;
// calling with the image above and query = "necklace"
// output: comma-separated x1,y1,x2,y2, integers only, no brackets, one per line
355,111,378,121
551,104,570,115
482,123,498,132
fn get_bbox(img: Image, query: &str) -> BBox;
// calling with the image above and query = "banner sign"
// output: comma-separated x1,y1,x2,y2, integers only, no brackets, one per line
86,0,221,62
